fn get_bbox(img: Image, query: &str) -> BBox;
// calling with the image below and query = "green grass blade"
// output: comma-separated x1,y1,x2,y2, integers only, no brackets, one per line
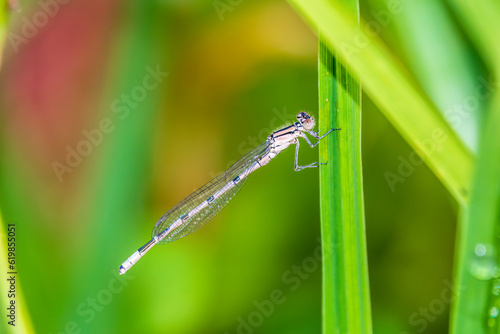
451,94,500,333
318,37,372,334
288,0,473,205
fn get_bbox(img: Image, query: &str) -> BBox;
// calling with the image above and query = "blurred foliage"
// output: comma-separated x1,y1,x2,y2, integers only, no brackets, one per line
0,0,7,66
0,0,497,334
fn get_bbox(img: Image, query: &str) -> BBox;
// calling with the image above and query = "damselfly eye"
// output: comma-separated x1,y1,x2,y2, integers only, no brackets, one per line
297,112,315,130
296,112,308,121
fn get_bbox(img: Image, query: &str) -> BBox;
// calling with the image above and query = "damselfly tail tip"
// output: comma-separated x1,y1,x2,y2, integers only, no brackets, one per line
119,250,141,275
119,265,127,275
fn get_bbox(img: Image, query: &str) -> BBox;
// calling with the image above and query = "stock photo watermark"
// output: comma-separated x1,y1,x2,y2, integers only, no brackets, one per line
213,0,243,21
399,279,465,333
8,0,73,53
384,74,498,191
49,269,135,334
224,238,323,334
5,223,17,327
51,65,169,182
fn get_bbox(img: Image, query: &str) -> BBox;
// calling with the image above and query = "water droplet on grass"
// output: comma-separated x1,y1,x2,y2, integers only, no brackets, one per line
470,244,499,280
490,307,499,318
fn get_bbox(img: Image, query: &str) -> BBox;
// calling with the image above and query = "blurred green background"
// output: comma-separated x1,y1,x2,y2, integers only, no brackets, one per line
0,0,485,333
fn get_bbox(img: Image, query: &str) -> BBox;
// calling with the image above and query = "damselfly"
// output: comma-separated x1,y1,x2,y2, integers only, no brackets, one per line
119,112,337,274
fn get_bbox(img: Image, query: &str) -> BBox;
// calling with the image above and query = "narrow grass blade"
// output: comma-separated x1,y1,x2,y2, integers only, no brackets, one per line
318,37,372,333
451,94,500,333
288,0,473,205
0,208,35,334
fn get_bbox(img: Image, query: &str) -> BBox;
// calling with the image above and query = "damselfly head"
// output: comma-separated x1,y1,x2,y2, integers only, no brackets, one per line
297,112,315,130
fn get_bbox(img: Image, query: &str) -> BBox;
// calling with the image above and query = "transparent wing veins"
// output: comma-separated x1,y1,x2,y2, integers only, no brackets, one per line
151,141,270,244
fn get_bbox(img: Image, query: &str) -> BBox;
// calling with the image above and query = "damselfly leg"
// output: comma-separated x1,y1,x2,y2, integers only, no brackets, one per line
293,128,340,171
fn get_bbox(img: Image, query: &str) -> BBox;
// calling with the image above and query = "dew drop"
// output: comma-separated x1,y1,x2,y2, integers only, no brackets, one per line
487,306,500,329
492,279,500,296
469,243,499,280
476,244,487,256
490,307,499,318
